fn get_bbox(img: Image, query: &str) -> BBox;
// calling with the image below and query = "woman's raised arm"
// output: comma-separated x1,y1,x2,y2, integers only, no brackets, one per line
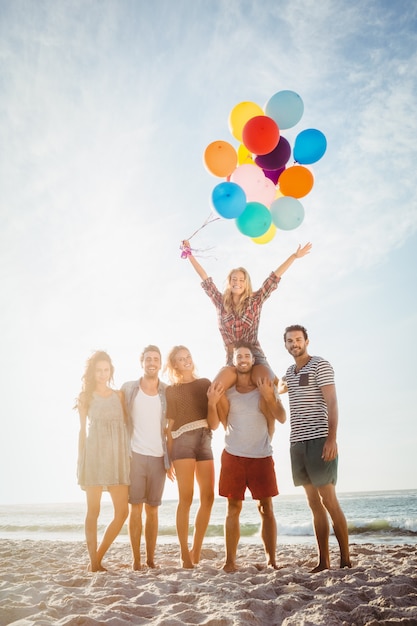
273,242,312,278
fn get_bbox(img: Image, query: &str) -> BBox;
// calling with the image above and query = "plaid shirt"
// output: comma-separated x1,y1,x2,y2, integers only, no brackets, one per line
201,272,280,358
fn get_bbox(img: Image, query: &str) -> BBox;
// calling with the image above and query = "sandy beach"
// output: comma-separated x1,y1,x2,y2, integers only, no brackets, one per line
1,539,416,625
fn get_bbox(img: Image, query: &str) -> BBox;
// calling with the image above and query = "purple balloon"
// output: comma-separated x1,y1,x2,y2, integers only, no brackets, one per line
255,136,291,171
263,166,285,184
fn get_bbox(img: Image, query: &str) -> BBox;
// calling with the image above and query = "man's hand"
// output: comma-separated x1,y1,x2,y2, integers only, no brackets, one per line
207,381,225,405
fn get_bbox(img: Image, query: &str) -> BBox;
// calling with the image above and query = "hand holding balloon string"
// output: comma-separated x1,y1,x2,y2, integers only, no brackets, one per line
180,212,220,259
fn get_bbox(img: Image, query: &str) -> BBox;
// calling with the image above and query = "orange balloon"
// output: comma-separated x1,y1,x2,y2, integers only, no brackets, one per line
278,165,314,198
204,141,238,177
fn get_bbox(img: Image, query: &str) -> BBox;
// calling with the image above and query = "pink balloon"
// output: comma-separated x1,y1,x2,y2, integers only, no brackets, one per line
230,164,263,194
230,164,276,207
246,176,276,207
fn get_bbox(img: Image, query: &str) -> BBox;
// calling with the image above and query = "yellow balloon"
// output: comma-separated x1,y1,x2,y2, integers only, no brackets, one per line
274,188,284,199
252,222,277,244
237,143,254,166
228,101,264,142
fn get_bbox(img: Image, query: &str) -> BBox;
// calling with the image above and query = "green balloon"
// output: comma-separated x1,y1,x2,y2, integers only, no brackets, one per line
236,202,272,237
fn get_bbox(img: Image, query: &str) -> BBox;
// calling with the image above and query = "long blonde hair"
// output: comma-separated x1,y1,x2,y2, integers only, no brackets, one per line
223,267,253,315
165,345,197,384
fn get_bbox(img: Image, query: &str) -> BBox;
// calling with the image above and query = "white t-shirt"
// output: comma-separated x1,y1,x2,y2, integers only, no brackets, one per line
131,388,164,457
225,387,272,458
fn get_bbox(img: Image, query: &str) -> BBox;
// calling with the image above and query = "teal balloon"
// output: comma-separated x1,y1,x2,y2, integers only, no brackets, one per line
293,129,327,164
270,197,304,230
211,182,246,219
236,202,272,237
265,90,304,130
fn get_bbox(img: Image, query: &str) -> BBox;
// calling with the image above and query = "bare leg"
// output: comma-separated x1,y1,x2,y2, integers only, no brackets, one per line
85,486,104,572
96,485,129,569
318,484,352,569
173,458,196,568
144,504,159,568
303,484,330,572
251,364,277,438
258,498,278,569
223,499,242,572
129,503,144,570
213,366,237,391
190,460,215,564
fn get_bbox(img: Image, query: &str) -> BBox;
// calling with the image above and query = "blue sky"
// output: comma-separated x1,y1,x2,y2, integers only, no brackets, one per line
1,0,416,504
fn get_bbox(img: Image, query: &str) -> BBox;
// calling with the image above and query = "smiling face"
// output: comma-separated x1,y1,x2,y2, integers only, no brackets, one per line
233,346,255,373
94,360,112,386
142,350,161,379
284,330,309,358
174,348,194,374
229,270,246,297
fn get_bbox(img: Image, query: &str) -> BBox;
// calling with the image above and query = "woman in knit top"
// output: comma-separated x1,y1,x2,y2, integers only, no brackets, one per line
165,345,214,569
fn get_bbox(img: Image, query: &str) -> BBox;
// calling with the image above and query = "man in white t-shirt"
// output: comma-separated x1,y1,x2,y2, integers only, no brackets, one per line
122,345,173,570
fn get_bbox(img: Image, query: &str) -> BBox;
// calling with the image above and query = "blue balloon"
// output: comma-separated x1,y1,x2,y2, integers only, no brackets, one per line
265,90,304,130
293,129,327,164
270,197,304,230
211,182,246,219
236,202,272,237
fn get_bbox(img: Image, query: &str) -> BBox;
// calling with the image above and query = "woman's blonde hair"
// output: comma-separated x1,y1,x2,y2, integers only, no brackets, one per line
165,345,197,384
223,267,253,315
75,350,114,411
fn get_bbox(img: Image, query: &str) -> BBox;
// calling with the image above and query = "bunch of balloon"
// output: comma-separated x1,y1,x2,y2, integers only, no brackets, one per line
203,89,327,244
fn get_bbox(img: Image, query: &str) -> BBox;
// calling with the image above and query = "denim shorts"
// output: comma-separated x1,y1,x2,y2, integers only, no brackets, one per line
171,428,213,462
290,437,338,487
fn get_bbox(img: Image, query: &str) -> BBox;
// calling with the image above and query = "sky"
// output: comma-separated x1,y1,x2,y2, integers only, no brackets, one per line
1,0,416,505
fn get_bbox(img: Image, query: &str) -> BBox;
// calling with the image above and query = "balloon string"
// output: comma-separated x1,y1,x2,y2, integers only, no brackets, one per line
186,212,220,241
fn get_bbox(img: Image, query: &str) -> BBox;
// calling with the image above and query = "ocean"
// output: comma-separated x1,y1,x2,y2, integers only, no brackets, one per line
1,489,416,546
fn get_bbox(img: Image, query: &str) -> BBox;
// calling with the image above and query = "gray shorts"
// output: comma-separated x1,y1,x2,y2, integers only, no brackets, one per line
171,428,213,462
129,452,166,506
290,437,338,487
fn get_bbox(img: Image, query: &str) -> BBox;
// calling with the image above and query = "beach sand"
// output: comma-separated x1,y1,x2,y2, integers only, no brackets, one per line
1,539,416,625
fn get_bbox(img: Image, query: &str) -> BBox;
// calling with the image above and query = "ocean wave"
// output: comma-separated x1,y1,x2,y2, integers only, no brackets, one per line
1,519,416,539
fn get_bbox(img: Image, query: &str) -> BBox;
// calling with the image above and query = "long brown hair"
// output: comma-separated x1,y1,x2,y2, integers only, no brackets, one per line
223,267,253,315
75,351,115,411
165,345,197,384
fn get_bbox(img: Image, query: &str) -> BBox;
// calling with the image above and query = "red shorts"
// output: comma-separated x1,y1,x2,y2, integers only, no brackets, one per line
219,450,278,501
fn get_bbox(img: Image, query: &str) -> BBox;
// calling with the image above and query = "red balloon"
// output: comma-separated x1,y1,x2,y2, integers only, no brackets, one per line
242,116,280,156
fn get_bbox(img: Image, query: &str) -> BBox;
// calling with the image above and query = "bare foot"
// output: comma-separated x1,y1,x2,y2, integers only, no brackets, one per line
189,549,200,565
340,559,352,569
310,563,329,573
222,562,238,573
132,560,144,571
181,558,194,569
146,560,158,569
88,563,107,572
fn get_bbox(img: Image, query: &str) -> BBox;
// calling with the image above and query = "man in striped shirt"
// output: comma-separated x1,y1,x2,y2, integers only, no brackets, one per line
284,325,351,572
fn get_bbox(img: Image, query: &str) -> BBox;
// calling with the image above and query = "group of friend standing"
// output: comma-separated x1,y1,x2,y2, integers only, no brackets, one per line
75,241,352,573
